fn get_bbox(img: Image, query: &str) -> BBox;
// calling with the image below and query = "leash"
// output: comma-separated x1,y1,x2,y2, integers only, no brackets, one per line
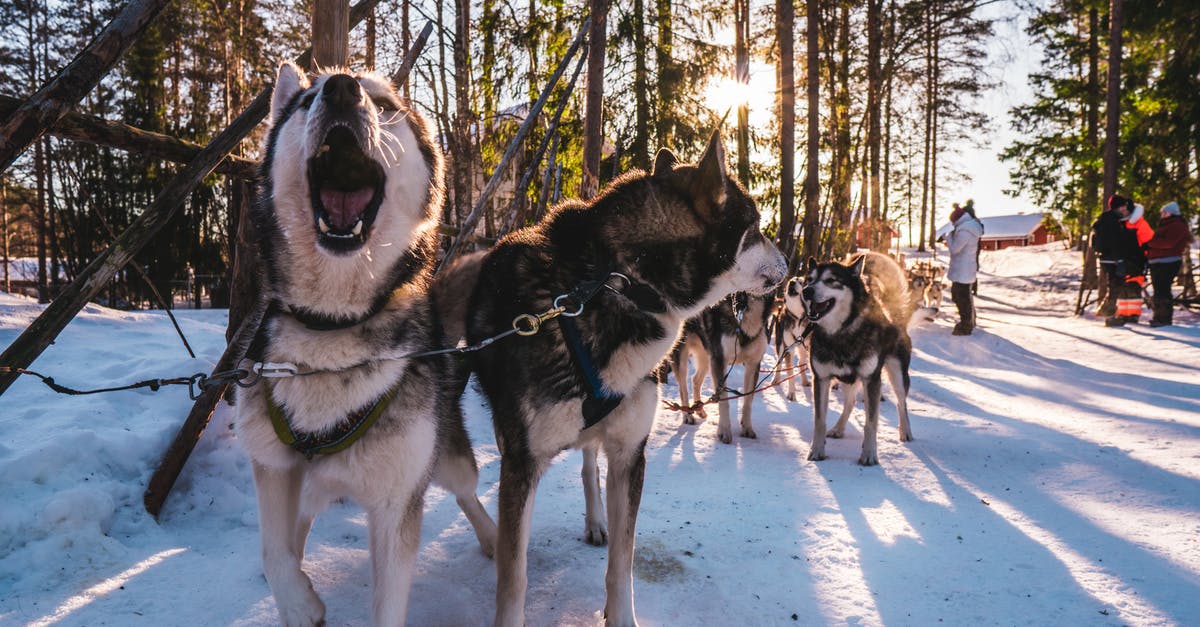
2,273,642,402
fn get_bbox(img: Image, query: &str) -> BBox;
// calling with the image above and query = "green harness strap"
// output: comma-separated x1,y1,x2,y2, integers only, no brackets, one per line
266,383,399,460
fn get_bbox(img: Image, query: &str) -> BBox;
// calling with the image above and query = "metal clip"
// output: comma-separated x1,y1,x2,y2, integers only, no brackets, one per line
253,362,299,378
512,306,565,336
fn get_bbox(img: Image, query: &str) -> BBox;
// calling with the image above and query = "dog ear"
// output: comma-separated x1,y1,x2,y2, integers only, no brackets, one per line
804,256,817,274
652,148,678,177
849,254,866,277
694,129,728,216
272,61,310,124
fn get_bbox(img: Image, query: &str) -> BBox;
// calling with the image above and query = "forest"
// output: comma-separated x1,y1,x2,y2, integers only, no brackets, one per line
0,0,1196,310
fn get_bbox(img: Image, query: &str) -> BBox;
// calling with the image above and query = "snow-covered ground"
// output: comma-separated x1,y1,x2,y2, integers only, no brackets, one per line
2,244,1198,626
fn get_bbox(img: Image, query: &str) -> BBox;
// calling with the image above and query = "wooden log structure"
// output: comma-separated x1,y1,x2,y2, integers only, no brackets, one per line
437,16,591,273
0,93,258,179
0,0,386,399
0,0,173,174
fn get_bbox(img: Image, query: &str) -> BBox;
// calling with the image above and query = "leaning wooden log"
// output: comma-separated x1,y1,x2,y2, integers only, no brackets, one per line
437,16,590,273
392,21,434,87
0,93,258,179
0,0,387,399
0,0,172,175
143,303,265,519
499,49,588,234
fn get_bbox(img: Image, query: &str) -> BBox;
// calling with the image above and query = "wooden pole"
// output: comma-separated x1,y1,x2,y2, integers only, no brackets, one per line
0,0,172,175
0,0,387,399
438,16,590,273
143,303,265,518
311,0,351,70
0,93,257,179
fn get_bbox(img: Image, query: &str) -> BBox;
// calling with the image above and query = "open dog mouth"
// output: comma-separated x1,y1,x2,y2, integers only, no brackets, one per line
805,297,834,320
307,124,385,252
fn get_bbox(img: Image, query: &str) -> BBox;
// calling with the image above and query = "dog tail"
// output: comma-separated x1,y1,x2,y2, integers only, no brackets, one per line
430,250,487,345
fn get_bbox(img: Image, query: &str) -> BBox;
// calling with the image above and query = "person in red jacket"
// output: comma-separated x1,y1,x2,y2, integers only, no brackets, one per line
1145,201,1194,327
1106,202,1154,326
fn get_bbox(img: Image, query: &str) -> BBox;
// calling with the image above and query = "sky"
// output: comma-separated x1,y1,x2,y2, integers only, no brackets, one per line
2,242,1199,626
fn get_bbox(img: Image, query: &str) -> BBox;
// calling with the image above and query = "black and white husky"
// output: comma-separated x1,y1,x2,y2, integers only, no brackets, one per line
443,131,786,626
233,62,496,626
671,292,773,442
771,277,812,399
801,252,913,466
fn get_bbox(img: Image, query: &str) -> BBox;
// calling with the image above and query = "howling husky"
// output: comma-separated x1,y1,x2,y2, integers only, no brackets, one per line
801,252,914,466
442,131,786,626
233,62,496,626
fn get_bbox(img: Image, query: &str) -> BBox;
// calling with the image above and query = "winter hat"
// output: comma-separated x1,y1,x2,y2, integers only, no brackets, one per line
1108,194,1131,212
1161,201,1181,216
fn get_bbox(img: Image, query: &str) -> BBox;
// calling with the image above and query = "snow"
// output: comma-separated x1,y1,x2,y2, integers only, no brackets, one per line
2,243,1199,626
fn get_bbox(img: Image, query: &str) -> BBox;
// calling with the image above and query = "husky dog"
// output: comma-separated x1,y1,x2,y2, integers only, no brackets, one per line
234,62,496,626
772,277,812,399
448,132,786,625
669,292,773,442
801,252,913,465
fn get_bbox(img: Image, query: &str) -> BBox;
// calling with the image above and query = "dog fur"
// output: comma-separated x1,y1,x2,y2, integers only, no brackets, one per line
801,252,913,466
444,131,786,626
771,277,812,399
234,62,496,626
670,292,773,442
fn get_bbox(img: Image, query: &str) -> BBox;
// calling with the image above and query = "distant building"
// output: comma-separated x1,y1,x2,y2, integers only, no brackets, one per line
936,212,1059,251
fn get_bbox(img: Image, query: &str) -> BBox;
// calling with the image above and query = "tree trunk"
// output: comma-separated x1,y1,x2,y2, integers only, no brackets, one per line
311,0,350,69
928,11,940,252
452,0,473,228
917,0,933,253
581,0,608,200
631,0,650,171
1083,6,1101,292
866,0,882,250
34,136,48,302
402,0,411,100
365,8,376,71
735,0,751,187
1,178,8,293
777,0,796,261
655,0,674,147
802,0,821,263
1102,0,1123,203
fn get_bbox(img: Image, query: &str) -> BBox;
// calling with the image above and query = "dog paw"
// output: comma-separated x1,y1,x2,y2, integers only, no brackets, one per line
717,429,733,444
806,448,826,461
695,407,708,419
682,414,699,425
899,430,914,442
275,583,326,627
584,523,608,546
785,392,797,402
740,426,757,439
857,453,879,466
826,428,845,439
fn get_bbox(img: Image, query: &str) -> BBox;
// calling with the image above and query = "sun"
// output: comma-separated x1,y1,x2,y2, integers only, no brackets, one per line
702,66,779,127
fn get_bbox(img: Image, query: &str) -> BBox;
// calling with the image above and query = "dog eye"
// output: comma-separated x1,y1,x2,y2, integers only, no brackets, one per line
372,97,397,111
300,91,316,108
823,278,839,287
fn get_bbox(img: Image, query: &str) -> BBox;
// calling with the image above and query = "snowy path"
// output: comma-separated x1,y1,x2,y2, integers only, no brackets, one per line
1,245,1198,626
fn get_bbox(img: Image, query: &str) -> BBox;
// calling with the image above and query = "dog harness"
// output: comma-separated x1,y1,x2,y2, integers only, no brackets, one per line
265,382,399,459
550,270,666,429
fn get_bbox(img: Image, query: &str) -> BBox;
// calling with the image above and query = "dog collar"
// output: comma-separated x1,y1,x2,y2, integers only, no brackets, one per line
265,382,399,459
280,298,390,331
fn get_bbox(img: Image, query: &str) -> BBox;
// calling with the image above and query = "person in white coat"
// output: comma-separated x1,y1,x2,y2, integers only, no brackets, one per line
945,201,984,335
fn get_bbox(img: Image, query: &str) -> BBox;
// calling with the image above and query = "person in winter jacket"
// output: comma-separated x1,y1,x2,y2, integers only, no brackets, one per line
1145,201,1193,327
1091,194,1141,318
1105,201,1154,326
945,202,984,335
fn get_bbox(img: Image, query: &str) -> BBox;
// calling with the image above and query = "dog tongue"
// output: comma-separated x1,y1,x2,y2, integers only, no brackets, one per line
320,188,374,230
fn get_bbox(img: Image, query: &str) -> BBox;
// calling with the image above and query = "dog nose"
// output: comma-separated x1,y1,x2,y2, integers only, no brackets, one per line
323,74,361,109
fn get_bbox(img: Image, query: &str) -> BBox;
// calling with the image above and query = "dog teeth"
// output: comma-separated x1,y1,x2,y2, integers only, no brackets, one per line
352,220,363,235
318,217,331,234
318,144,330,155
